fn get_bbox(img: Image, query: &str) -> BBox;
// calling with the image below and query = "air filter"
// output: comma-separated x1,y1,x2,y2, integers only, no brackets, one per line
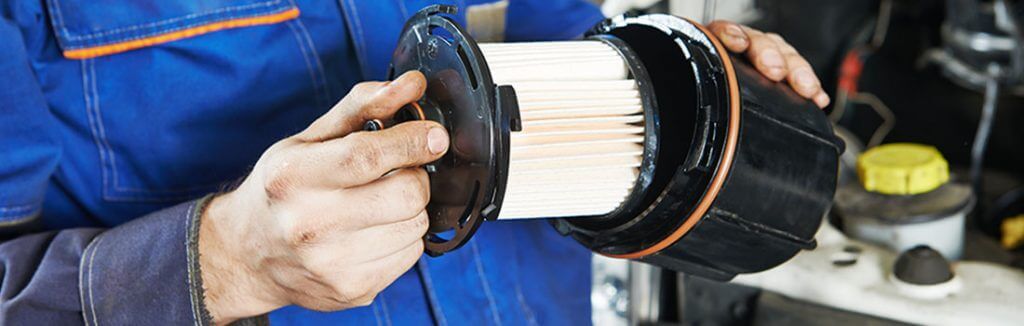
383,5,843,280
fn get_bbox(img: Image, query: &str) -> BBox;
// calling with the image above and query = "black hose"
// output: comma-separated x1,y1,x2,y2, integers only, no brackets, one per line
970,71,999,203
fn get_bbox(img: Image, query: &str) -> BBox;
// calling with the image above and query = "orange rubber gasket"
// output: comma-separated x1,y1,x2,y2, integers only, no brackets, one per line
606,19,741,259
408,101,427,120
63,8,301,60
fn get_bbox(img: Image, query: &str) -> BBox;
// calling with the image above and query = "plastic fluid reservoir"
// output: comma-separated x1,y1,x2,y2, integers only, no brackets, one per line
835,143,974,259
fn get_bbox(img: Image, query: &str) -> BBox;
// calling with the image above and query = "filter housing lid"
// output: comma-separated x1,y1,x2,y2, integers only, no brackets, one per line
389,5,520,255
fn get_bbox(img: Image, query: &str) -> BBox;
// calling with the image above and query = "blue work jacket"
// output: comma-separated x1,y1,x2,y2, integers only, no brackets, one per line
0,0,604,324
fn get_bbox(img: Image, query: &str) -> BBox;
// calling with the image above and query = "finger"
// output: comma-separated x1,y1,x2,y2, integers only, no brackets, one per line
281,168,429,230
812,91,831,108
347,210,429,263
343,168,431,226
765,33,823,101
261,121,444,199
305,120,448,188
347,240,424,305
307,239,424,308
299,207,427,264
274,179,427,249
708,20,750,53
296,71,428,142
741,26,787,81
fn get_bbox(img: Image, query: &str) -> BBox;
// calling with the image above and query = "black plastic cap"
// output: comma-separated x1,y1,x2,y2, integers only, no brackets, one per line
390,5,514,255
894,245,955,285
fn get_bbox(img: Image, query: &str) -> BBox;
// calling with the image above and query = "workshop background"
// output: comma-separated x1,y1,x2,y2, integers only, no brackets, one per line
587,0,1024,325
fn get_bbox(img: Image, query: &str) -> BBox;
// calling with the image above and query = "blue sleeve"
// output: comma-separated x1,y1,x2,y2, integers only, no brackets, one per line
0,198,213,324
504,0,605,41
0,6,213,325
0,200,212,325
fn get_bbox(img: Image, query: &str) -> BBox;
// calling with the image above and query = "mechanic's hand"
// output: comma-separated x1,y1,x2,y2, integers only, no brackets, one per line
198,71,447,324
707,21,830,108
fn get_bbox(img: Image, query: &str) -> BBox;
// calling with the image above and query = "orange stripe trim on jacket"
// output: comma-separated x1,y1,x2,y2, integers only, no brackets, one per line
63,8,301,60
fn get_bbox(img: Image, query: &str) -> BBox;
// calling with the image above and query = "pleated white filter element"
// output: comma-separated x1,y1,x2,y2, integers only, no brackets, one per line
478,41,646,219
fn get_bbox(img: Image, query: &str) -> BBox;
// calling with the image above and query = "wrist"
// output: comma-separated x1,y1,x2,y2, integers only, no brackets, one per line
199,191,287,323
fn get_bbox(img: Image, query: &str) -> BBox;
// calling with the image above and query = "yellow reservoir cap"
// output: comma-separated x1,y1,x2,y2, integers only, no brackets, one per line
857,143,950,195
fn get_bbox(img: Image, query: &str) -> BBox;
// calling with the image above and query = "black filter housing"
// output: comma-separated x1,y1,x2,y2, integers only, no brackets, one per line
389,6,842,280
554,15,843,280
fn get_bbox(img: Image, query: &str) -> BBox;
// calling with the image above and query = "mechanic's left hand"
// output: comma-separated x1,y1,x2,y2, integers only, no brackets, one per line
707,21,830,108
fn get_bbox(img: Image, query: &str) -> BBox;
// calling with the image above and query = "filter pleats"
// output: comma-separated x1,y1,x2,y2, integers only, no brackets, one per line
479,40,646,219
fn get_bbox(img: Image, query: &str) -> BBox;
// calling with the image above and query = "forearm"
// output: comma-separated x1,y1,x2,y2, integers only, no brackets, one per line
0,198,214,325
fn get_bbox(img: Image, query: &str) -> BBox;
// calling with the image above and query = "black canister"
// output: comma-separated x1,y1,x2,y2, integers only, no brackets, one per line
555,14,844,281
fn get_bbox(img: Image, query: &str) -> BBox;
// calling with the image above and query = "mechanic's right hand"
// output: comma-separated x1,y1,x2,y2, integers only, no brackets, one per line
197,71,448,324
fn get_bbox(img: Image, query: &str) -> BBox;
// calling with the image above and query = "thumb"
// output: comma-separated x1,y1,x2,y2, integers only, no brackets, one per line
296,71,428,142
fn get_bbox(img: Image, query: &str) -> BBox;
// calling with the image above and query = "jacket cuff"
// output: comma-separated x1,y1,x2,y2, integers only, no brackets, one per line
79,196,214,325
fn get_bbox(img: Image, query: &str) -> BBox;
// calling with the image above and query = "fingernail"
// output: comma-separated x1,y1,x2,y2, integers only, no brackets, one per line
427,127,448,154
795,68,818,89
760,50,784,69
814,93,831,108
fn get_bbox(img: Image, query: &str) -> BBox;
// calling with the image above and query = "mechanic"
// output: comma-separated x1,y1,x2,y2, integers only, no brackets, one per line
0,0,828,324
